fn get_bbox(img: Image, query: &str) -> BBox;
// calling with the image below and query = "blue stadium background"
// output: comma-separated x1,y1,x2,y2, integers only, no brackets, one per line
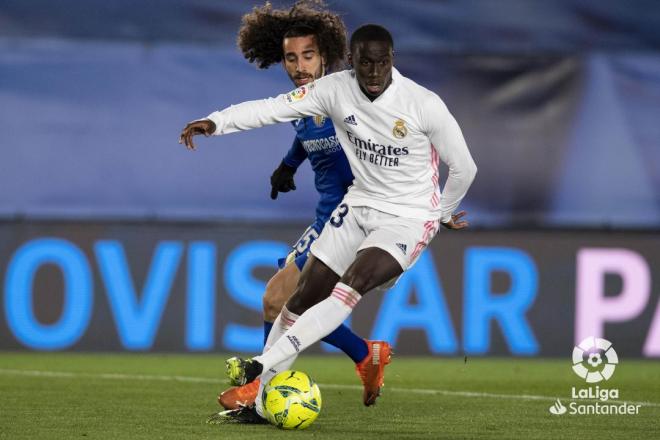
1,1,659,357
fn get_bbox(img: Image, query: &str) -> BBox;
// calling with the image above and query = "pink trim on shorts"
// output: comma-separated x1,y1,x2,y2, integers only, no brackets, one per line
409,220,440,262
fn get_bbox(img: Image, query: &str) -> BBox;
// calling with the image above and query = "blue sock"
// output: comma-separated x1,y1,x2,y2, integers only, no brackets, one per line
321,324,369,364
263,321,274,347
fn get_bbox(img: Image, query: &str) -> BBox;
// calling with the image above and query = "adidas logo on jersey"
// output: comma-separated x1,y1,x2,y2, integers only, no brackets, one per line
344,115,357,125
396,243,407,254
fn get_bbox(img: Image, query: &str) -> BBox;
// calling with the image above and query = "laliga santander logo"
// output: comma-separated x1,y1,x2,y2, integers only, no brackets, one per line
572,337,618,383
548,337,640,416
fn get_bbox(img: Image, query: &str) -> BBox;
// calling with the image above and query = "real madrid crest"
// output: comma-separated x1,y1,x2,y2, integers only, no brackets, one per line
313,115,326,127
392,119,408,139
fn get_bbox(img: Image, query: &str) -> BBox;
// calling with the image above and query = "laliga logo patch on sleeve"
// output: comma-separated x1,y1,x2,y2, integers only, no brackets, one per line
284,85,309,104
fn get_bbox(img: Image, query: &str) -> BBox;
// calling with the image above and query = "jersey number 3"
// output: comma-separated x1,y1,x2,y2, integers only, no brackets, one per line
330,203,349,228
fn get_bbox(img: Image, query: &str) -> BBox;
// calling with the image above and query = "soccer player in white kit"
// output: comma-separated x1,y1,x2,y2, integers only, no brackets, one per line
180,24,477,412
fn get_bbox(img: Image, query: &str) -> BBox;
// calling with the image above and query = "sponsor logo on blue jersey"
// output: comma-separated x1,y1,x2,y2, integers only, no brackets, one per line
301,135,342,154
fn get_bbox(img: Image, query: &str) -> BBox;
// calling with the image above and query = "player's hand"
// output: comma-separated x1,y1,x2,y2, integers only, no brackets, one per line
441,210,469,230
178,119,216,150
270,161,297,200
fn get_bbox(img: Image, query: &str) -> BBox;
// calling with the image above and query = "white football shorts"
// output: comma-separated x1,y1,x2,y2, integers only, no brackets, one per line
310,202,441,277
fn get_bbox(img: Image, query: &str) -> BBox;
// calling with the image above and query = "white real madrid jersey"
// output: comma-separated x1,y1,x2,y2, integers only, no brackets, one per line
206,68,477,222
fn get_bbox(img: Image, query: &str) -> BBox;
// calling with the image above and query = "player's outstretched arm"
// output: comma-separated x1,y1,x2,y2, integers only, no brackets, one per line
181,75,333,148
178,119,216,150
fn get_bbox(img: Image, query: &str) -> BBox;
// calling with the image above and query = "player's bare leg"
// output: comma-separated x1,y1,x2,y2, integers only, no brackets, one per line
288,248,399,406
218,263,300,409
226,255,337,376
227,249,400,405
339,248,400,405
222,257,380,408
226,256,339,386
286,255,341,312
263,262,301,321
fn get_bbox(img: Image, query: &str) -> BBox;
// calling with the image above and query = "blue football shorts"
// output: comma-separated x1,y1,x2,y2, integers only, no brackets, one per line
278,219,324,271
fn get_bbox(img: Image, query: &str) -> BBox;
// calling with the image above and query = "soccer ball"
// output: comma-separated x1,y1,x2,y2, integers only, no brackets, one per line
262,370,322,430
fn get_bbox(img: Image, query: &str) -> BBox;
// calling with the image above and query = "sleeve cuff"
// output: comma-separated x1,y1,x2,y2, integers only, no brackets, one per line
205,111,223,135
282,158,300,169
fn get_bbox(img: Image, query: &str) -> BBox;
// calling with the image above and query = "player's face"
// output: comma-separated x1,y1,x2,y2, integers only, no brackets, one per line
282,35,325,88
350,41,393,100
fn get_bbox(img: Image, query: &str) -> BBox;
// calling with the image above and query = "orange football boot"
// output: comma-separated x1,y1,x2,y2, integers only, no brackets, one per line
355,340,393,406
217,378,261,410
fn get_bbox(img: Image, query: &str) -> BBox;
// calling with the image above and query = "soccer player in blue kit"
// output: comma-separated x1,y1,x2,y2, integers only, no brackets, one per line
182,2,392,416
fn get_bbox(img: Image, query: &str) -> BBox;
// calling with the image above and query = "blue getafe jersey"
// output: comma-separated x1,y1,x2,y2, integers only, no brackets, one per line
283,116,354,224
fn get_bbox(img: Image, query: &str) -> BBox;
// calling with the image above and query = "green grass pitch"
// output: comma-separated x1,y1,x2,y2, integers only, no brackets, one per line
1,353,658,439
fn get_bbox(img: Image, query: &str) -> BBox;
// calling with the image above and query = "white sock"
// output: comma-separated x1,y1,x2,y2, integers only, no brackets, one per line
256,306,299,417
264,306,299,352
254,282,361,374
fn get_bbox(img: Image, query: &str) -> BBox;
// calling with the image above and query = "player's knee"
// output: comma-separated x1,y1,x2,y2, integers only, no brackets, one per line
262,294,282,322
263,277,286,321
340,248,402,294
340,262,392,294
339,268,373,295
284,288,310,316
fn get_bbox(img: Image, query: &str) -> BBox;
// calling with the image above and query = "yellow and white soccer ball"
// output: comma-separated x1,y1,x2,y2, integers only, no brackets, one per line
262,370,322,430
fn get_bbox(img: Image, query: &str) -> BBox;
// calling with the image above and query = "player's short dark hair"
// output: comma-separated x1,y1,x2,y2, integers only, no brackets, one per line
237,1,347,70
350,24,394,52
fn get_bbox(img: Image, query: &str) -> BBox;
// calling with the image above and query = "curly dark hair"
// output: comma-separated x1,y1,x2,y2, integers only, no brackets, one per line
237,0,347,71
